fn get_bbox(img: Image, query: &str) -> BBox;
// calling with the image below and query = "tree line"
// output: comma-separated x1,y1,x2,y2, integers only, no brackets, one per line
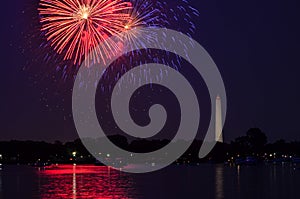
0,128,300,164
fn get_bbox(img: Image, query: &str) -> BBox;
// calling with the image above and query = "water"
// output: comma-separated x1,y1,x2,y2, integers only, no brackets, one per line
0,164,299,198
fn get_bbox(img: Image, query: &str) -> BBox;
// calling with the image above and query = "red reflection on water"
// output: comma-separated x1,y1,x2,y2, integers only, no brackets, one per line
37,165,138,199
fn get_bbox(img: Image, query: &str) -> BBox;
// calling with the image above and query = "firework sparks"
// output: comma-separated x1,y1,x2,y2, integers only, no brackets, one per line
124,0,163,29
38,0,132,66
117,0,167,55
103,0,200,92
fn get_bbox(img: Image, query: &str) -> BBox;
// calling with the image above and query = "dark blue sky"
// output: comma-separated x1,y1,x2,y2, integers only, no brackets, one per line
1,0,300,142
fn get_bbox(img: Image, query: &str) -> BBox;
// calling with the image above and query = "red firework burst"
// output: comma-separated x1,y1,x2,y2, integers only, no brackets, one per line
38,0,132,66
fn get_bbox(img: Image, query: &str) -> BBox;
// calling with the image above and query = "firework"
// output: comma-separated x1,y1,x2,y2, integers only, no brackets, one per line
124,0,165,29
38,0,132,66
100,0,200,92
111,0,161,55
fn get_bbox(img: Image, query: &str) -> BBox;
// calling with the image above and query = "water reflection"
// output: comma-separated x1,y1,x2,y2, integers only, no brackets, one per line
0,167,2,196
38,165,138,198
72,166,76,198
215,165,224,199
236,165,241,194
1,164,299,198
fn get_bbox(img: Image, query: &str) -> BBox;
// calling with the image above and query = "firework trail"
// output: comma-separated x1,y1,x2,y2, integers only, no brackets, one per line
38,0,132,66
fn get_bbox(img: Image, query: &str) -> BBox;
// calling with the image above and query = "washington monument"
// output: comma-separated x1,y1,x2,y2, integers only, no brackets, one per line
215,95,223,142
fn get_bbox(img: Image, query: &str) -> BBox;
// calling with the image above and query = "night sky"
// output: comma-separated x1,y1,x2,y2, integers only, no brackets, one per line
1,0,300,142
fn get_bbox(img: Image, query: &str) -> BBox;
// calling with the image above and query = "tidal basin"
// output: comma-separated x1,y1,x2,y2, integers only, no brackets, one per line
0,163,300,199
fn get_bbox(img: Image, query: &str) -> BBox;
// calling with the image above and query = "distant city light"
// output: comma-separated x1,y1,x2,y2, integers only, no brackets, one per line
72,152,77,157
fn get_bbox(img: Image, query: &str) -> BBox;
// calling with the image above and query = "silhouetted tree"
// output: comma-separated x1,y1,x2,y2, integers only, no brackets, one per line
246,128,267,152
231,135,250,154
231,128,267,154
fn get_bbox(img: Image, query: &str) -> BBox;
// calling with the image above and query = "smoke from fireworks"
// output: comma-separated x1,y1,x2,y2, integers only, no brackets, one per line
38,0,132,66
